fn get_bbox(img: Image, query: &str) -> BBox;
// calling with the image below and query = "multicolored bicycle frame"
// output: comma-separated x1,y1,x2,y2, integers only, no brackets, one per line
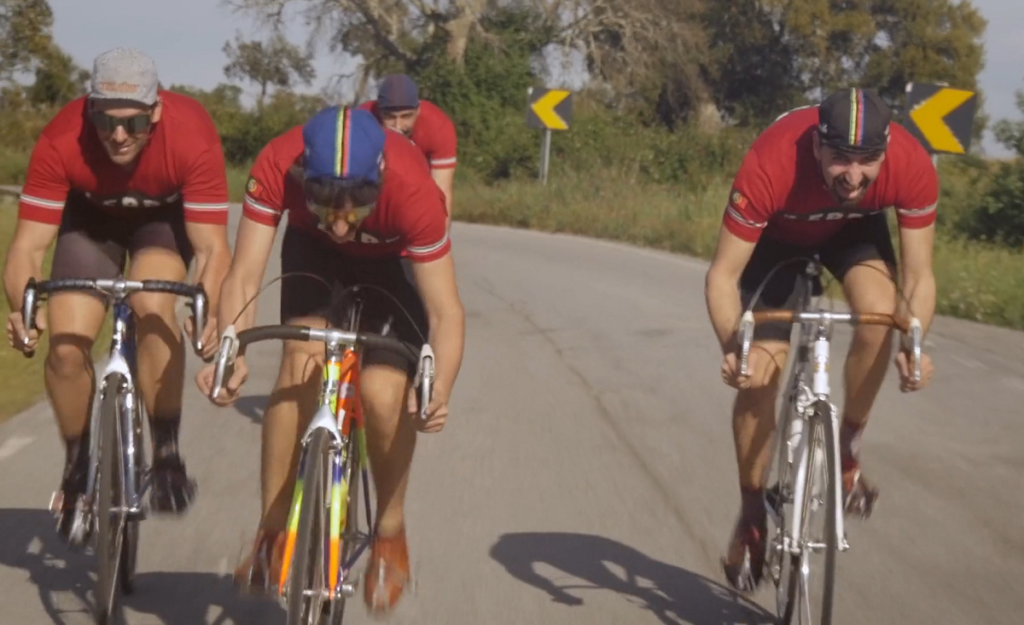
278,344,373,600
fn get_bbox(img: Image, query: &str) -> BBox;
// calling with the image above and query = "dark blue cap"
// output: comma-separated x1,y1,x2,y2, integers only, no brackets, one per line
302,106,384,183
376,74,419,110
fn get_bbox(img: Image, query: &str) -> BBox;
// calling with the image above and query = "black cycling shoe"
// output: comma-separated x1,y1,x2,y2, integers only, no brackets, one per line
148,454,197,514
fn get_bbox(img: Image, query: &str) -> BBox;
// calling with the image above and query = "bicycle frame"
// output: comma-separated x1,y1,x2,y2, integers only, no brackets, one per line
56,299,147,544
763,262,847,556
277,332,373,601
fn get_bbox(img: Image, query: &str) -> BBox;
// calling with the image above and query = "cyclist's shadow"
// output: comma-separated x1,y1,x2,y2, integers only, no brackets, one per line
490,532,774,625
0,508,284,624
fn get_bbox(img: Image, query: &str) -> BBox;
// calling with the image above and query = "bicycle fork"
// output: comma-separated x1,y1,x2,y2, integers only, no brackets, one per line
785,329,849,557
59,304,146,545
278,357,362,601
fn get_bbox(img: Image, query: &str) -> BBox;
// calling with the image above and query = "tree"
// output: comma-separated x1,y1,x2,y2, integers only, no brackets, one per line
0,0,55,80
223,32,316,113
28,47,89,106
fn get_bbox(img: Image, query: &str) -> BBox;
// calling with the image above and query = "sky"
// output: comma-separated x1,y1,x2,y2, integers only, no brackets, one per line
48,0,1024,158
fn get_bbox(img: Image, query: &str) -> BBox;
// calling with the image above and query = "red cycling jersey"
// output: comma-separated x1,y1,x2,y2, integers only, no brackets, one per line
18,90,230,226
724,106,938,246
242,127,450,263
359,100,457,171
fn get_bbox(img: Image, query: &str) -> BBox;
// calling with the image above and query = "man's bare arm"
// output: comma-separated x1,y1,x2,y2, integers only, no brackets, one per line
705,226,758,353
3,219,60,312
184,221,232,316
897,223,937,335
430,167,455,229
410,252,465,400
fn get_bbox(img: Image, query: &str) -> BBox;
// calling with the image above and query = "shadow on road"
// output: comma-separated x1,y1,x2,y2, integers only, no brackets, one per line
233,395,270,424
0,508,285,624
490,532,774,625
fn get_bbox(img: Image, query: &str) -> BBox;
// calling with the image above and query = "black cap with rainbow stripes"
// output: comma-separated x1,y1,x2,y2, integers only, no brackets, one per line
817,88,892,154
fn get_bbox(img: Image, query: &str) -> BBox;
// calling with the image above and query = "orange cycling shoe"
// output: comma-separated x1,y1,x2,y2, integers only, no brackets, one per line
363,526,411,615
234,528,286,596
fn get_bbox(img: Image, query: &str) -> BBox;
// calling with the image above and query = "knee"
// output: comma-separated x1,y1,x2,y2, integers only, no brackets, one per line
279,340,322,386
47,335,93,378
131,293,178,324
360,369,408,421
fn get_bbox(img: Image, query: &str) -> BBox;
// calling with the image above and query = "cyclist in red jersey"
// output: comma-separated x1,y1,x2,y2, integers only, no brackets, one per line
704,88,938,591
2,48,231,534
196,106,465,614
359,74,458,226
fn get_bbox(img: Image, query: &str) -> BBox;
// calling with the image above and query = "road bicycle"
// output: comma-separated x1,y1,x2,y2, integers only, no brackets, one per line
736,258,923,625
22,277,208,625
212,287,434,625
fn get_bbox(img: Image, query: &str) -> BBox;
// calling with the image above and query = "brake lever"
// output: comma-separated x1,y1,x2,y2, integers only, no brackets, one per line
20,279,39,359
909,317,922,383
738,311,754,378
192,284,208,356
211,325,239,400
415,344,435,420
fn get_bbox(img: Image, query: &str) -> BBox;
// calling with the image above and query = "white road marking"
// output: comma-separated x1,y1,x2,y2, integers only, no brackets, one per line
0,435,34,461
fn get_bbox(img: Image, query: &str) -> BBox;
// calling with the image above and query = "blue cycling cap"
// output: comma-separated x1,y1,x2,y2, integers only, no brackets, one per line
302,106,384,183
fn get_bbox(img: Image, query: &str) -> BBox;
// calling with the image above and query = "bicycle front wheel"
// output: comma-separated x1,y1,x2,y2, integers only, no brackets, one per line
287,428,332,625
793,401,839,625
95,373,128,625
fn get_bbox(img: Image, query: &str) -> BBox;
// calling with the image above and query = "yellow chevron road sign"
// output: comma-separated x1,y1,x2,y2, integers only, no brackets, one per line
526,87,573,131
904,83,977,155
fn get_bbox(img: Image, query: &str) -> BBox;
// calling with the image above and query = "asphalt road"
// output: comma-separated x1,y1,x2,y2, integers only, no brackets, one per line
1,208,1022,624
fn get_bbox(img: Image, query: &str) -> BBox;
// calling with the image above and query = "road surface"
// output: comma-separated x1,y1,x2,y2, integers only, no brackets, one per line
1,210,1022,624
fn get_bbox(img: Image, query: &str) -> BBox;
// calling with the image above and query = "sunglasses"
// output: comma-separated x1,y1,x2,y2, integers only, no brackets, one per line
91,111,153,135
308,201,375,228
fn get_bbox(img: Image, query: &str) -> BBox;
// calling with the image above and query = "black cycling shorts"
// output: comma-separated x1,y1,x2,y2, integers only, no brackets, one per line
279,226,427,376
739,213,898,342
50,192,194,293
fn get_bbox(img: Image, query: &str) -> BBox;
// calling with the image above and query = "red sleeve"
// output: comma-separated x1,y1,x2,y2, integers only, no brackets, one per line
893,140,939,230
181,147,230,225
399,180,450,262
722,149,776,243
425,107,457,170
18,135,69,225
241,143,286,227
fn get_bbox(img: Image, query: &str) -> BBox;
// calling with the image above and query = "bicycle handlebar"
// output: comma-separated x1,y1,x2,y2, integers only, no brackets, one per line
737,310,923,383
20,277,208,358
210,324,435,419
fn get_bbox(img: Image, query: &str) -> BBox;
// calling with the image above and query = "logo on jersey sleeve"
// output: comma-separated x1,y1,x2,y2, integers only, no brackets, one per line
246,176,262,197
729,189,749,211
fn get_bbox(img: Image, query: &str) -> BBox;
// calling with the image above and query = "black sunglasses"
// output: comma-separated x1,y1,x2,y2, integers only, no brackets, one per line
90,111,153,135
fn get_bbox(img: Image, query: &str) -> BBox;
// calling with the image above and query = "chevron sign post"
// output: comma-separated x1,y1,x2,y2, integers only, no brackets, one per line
526,87,573,184
904,82,978,161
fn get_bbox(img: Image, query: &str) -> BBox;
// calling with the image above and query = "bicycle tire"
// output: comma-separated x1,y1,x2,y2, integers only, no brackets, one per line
784,403,838,625
95,372,127,625
120,388,144,596
287,428,331,625
815,401,839,625
328,429,363,625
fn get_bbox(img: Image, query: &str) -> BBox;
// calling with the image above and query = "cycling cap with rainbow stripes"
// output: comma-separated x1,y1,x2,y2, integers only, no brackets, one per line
818,88,891,153
302,106,384,183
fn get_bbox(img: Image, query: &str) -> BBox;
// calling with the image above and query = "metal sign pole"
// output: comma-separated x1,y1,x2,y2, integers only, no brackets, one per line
539,128,552,185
